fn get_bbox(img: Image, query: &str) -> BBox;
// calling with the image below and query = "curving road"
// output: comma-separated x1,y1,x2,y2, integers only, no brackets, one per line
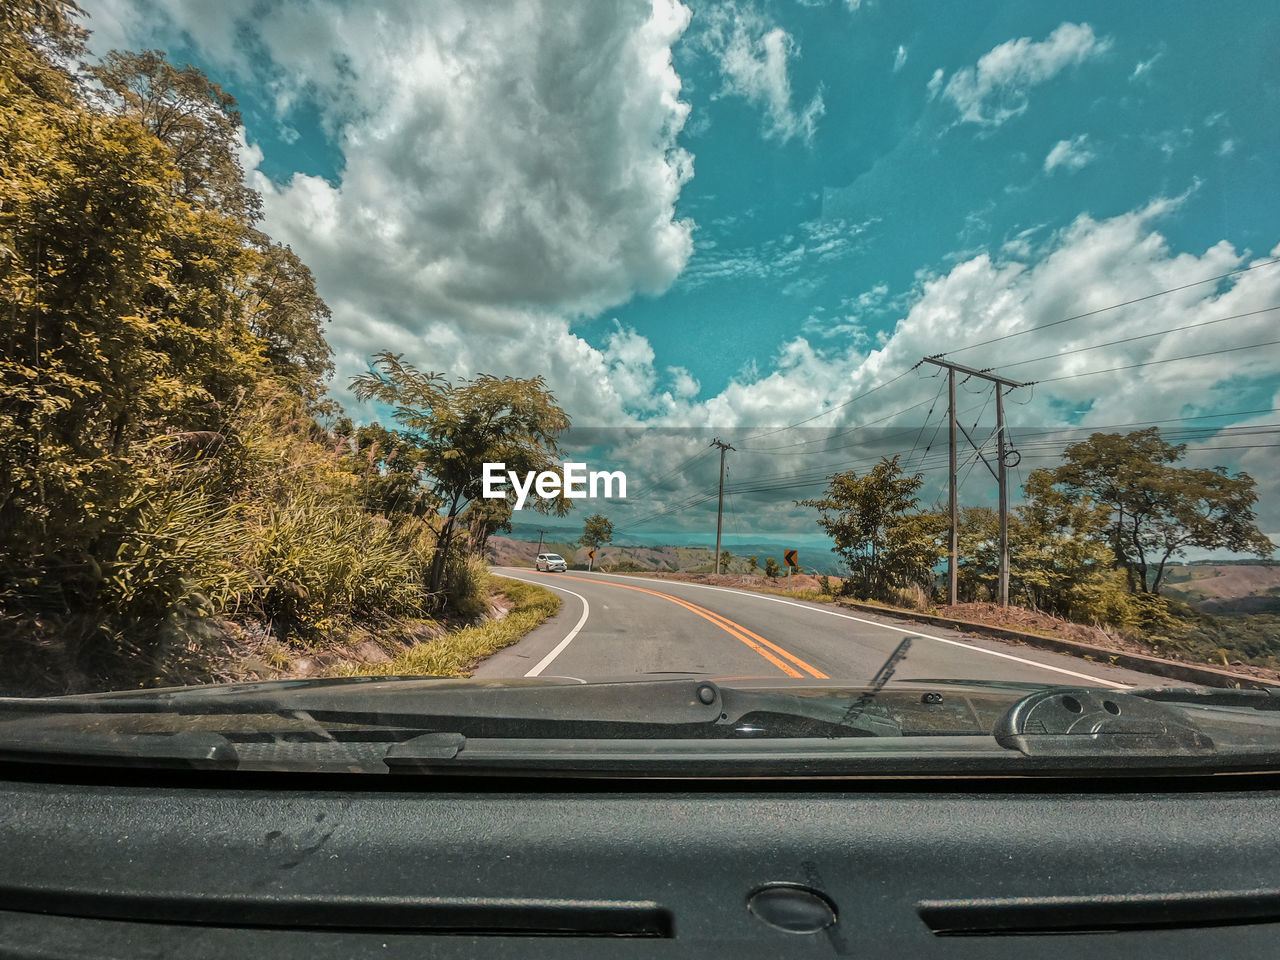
474,568,1179,688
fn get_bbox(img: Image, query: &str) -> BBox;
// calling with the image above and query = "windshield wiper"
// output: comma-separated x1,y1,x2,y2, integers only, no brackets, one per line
1131,687,1280,710
0,731,238,770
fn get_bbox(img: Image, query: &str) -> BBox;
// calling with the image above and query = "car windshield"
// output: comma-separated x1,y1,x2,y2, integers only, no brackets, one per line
1,0,1278,777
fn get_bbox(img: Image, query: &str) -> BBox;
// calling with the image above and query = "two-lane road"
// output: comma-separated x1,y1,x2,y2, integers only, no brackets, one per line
474,568,1178,688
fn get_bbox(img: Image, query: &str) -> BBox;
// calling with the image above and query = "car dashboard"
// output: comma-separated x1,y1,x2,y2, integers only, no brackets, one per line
2,765,1279,958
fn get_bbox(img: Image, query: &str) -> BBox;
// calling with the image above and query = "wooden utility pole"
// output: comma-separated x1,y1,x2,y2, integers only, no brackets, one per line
947,368,958,606
922,358,1026,607
535,528,547,554
995,385,1009,606
711,438,734,574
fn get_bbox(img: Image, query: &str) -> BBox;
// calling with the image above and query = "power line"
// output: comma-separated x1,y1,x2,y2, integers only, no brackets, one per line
614,415,1280,531
625,447,713,506
738,394,938,454
905,377,948,466
989,304,1280,372
940,255,1280,358
1028,338,1280,385
1012,406,1280,439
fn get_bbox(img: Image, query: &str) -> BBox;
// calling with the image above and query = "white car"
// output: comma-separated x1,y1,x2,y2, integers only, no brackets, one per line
535,553,567,572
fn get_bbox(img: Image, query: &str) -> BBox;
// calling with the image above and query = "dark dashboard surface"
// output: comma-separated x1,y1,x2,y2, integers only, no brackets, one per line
2,770,1279,958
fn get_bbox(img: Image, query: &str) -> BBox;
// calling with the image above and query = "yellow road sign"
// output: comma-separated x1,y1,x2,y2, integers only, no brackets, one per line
588,549,596,559
784,549,798,568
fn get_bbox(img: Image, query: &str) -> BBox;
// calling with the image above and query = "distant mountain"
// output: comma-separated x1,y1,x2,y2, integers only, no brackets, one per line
1161,562,1280,615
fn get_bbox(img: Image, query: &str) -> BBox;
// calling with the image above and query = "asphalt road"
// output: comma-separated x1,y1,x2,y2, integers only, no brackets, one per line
473,568,1181,689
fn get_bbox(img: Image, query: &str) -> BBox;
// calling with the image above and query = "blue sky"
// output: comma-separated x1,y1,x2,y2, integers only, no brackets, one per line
81,0,1280,549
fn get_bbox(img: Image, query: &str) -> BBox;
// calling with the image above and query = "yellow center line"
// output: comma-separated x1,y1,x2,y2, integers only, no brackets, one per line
550,573,827,680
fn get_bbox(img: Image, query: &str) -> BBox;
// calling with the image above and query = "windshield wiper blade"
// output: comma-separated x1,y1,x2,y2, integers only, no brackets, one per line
0,731,239,770
1131,687,1280,710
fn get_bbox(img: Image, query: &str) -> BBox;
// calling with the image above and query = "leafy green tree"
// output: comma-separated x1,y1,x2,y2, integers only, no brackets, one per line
0,21,306,602
799,456,942,601
351,352,570,601
580,513,614,551
1042,429,1274,594
462,497,513,555
764,557,780,578
746,555,759,574
241,235,334,406
90,49,262,221
720,549,732,571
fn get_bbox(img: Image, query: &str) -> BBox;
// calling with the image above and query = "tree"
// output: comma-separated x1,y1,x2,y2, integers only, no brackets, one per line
240,234,334,406
799,456,942,601
351,352,570,601
462,497,513,555
1043,429,1274,594
0,25,267,583
746,555,759,574
764,557,780,578
580,514,613,554
720,549,732,571
90,49,262,222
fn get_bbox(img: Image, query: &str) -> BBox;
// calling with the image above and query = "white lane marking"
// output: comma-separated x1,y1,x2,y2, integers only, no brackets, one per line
493,574,591,677
548,569,1128,689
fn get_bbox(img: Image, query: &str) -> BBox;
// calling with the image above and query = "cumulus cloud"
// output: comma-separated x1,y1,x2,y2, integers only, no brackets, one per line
1044,134,1095,173
936,22,1111,126
83,0,697,427
698,1,825,144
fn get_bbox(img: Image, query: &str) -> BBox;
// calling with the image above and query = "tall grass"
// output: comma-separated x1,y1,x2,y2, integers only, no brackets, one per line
0,392,487,692
332,579,560,678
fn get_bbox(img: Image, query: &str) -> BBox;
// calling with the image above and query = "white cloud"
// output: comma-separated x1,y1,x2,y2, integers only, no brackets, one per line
83,0,698,427
937,22,1112,127
926,67,944,99
679,216,876,289
1131,51,1162,81
1044,134,1095,174
667,366,700,399
1219,138,1237,157
698,2,825,144
893,44,907,73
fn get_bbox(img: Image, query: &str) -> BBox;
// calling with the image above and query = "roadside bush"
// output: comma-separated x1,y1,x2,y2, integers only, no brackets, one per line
443,551,490,623
605,560,648,573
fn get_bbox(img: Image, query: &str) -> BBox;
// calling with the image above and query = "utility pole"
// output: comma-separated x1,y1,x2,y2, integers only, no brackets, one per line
948,367,958,606
535,528,547,554
711,438,734,574
995,385,1009,607
922,358,1026,607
